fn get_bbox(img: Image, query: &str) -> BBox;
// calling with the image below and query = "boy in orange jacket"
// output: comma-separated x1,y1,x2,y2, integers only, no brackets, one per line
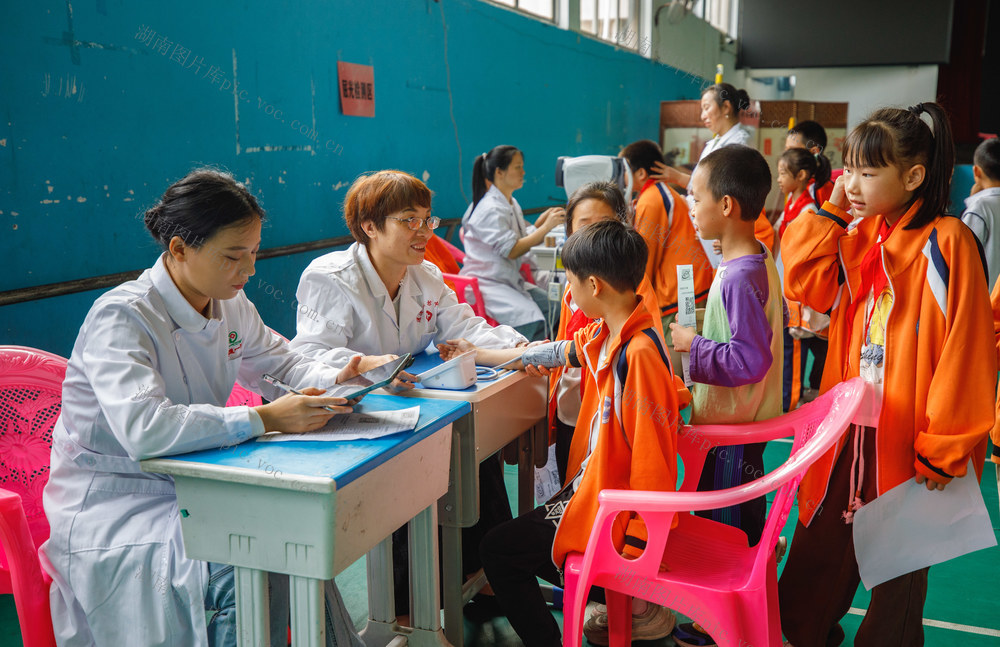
440,220,683,647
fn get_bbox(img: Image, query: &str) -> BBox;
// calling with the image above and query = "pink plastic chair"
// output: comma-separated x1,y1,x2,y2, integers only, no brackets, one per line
0,345,67,647
562,378,868,647
225,328,287,408
434,235,501,326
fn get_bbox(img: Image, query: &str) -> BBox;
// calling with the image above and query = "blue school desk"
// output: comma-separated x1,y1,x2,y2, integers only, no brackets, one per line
399,353,548,647
140,394,469,647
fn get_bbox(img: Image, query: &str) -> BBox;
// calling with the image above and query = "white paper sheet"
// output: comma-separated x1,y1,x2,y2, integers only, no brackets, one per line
675,264,696,387
853,460,997,590
534,444,562,504
256,406,421,442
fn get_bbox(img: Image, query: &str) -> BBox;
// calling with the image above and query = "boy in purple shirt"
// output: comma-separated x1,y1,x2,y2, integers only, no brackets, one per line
669,145,785,647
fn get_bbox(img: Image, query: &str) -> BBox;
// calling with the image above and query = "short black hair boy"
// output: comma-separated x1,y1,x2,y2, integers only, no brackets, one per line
561,219,648,293
696,145,772,220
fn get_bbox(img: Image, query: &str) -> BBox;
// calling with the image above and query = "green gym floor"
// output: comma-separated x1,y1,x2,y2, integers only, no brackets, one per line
4,446,999,646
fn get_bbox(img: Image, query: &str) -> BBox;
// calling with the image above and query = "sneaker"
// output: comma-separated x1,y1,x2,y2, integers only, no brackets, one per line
672,622,717,647
583,603,677,646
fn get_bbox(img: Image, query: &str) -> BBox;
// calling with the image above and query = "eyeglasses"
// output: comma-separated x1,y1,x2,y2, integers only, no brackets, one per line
386,215,441,231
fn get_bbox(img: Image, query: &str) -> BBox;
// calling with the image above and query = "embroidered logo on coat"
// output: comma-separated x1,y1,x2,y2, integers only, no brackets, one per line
228,330,243,357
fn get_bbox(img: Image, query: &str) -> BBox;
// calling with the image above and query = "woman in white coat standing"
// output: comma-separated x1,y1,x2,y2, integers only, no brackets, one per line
653,83,755,266
41,169,366,647
459,145,566,341
289,169,529,621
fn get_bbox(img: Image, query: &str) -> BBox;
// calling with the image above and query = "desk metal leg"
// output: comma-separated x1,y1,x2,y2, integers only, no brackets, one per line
289,576,326,647
234,566,270,647
360,537,399,647
408,503,449,647
441,523,464,647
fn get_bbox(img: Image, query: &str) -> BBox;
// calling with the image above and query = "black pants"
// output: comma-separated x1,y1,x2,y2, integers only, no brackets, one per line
480,503,564,647
782,330,829,411
694,442,767,546
554,418,575,484
393,453,513,614
779,426,929,646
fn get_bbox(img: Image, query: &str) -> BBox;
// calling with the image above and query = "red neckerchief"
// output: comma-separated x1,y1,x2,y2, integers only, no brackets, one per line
779,189,817,239
846,217,900,340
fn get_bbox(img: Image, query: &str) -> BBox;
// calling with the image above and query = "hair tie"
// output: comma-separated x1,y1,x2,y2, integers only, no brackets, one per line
908,103,924,116
481,152,487,162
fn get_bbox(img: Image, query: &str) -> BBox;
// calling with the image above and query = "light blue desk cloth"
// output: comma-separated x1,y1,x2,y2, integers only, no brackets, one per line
157,394,469,488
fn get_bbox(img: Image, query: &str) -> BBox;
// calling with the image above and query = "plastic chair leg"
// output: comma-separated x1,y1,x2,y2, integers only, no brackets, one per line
606,589,632,647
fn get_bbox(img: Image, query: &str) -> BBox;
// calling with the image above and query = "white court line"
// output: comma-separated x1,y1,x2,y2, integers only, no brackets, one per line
847,608,1000,638
773,438,794,444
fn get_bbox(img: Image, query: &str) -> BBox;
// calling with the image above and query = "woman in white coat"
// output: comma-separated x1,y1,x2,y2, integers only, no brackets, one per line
40,169,366,647
459,146,566,341
653,83,755,266
290,170,527,366
289,169,528,620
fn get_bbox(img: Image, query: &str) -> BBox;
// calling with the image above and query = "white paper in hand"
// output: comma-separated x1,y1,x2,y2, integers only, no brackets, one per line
257,406,421,442
853,460,997,590
675,264,696,387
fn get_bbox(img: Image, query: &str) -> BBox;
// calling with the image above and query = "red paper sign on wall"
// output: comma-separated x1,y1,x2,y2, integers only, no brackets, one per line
337,61,375,118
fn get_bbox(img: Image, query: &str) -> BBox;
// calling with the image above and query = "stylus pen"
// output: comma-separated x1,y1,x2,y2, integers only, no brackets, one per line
261,373,345,413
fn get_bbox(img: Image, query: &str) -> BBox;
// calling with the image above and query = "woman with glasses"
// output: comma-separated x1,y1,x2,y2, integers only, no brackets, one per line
290,169,526,370
289,169,528,621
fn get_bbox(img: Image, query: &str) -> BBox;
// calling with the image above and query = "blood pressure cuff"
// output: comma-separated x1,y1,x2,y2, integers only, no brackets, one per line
519,340,572,369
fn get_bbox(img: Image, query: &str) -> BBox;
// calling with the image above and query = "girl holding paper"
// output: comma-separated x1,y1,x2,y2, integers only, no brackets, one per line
777,104,996,646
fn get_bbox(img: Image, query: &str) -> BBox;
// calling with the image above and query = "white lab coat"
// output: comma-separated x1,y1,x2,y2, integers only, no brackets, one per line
690,123,756,267
459,185,543,328
40,255,345,647
289,242,526,365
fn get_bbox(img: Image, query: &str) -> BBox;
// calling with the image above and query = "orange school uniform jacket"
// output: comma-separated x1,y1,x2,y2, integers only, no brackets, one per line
633,180,713,316
546,276,667,443
783,199,996,525
551,299,681,568
754,209,775,256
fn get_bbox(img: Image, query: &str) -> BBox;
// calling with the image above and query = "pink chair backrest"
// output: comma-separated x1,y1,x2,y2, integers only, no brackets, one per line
670,378,867,582
226,384,264,408
225,327,286,408
0,345,67,569
435,235,466,265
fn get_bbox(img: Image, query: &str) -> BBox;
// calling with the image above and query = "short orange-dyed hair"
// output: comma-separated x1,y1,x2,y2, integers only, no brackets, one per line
343,170,433,246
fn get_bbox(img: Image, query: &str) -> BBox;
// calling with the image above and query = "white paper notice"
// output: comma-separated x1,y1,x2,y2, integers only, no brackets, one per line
853,460,997,590
534,444,562,504
257,406,421,443
675,264,696,387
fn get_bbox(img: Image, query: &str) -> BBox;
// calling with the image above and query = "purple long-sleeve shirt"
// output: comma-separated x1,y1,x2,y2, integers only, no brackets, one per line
690,251,782,387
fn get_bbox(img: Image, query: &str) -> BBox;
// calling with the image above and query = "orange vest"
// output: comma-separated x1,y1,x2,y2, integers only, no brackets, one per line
423,235,461,292
783,200,996,525
754,209,775,256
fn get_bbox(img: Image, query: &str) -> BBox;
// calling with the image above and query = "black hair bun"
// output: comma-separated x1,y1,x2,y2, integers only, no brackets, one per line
143,204,164,238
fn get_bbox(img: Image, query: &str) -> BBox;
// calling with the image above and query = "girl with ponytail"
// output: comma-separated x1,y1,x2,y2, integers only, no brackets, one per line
777,103,996,646
460,145,566,340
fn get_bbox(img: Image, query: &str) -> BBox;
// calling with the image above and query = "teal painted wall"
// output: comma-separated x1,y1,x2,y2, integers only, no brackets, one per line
1,0,704,356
